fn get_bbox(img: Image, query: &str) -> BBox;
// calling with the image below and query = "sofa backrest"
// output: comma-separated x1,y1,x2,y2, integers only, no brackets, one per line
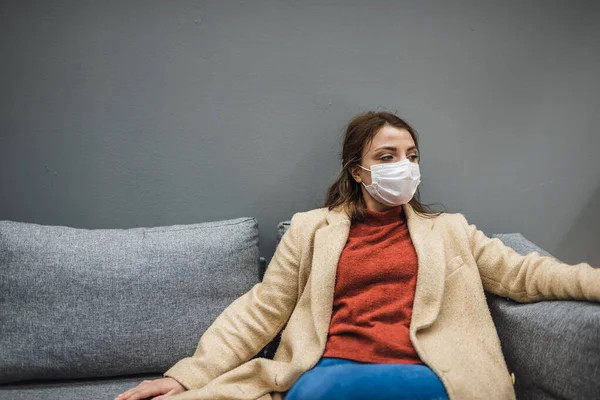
0,217,260,384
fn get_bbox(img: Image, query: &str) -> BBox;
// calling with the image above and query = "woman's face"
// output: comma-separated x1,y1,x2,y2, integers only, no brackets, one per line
351,124,419,187
350,124,419,211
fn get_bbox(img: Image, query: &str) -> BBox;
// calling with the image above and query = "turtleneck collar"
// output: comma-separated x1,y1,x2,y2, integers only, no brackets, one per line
362,204,405,226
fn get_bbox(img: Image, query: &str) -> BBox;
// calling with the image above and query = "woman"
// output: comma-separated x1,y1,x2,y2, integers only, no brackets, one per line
115,111,600,400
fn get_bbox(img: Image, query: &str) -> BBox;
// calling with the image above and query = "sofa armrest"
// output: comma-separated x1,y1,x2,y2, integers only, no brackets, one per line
487,292,600,399
488,233,600,399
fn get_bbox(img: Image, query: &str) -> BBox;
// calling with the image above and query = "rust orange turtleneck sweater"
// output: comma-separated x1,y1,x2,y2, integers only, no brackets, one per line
322,204,424,364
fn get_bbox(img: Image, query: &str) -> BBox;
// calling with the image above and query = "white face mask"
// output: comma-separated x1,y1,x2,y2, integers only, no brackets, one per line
358,159,421,206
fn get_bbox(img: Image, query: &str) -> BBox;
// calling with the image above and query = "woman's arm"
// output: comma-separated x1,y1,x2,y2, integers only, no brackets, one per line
162,212,303,391
456,213,600,303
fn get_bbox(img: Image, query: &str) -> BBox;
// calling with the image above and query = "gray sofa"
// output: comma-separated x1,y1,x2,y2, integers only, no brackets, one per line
1,217,598,400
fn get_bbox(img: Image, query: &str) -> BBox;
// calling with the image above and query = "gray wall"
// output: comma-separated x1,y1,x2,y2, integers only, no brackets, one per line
1,0,598,266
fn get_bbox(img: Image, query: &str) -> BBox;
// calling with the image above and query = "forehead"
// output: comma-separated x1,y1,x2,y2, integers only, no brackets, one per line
364,125,415,154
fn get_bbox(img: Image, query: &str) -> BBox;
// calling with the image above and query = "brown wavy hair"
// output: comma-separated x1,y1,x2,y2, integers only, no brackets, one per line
324,110,446,222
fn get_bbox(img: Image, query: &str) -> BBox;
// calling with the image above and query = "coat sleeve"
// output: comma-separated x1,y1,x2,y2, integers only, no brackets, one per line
162,212,303,390
456,213,600,304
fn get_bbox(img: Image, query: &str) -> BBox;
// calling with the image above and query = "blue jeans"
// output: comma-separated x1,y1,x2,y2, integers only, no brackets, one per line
283,357,449,400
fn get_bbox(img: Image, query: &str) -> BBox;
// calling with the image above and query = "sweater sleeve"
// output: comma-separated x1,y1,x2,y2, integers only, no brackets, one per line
162,212,303,390
456,213,600,303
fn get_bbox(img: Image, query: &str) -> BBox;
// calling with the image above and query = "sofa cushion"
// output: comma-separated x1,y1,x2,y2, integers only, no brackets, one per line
0,217,260,384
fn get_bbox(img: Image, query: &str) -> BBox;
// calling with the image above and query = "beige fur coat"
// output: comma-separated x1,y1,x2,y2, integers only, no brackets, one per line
162,203,599,400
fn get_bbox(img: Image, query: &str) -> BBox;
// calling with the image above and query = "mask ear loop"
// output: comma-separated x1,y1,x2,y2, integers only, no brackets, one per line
357,164,376,187
344,160,370,182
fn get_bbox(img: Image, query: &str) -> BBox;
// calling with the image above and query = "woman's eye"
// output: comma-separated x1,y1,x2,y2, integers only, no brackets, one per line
380,155,418,161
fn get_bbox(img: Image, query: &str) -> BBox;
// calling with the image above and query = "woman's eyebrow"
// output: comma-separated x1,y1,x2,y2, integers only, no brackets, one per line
375,146,418,152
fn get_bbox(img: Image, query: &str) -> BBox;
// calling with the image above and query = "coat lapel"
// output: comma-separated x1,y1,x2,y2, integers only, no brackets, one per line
402,204,446,332
308,208,350,350
309,203,447,351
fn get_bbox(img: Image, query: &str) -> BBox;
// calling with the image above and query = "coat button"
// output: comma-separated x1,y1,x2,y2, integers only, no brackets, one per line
511,372,515,385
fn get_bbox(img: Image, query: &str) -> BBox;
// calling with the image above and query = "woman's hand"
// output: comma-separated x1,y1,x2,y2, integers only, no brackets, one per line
114,377,186,400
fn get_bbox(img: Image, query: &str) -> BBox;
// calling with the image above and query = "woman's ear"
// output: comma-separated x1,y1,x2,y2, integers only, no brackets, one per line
350,166,362,183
